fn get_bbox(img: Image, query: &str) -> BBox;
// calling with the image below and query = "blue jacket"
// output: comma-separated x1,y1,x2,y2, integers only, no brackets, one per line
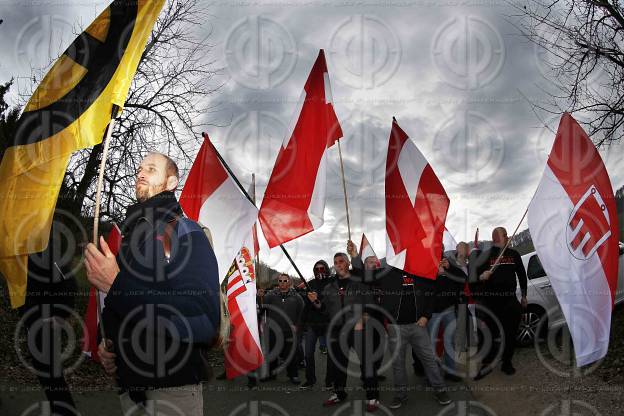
102,191,220,389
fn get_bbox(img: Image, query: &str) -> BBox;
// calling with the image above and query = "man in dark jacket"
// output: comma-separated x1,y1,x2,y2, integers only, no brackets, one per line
307,252,379,411
85,152,220,416
429,242,469,381
470,227,527,378
259,273,304,384
347,241,451,409
300,260,332,389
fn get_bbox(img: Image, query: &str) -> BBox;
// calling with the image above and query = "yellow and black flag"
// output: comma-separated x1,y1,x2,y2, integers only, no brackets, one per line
0,0,165,308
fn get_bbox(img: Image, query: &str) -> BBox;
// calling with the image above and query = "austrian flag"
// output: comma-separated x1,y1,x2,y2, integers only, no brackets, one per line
259,49,342,247
528,113,619,366
384,118,450,279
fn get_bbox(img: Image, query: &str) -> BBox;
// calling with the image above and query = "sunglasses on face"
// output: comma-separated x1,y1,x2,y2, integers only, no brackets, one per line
278,280,289,283
314,267,326,272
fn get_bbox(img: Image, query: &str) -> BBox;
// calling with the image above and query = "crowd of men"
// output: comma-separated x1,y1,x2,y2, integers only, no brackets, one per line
244,229,528,412
14,151,528,416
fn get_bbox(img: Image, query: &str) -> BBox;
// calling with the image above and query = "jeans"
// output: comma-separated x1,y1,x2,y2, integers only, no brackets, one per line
304,326,330,384
428,309,457,374
387,323,445,399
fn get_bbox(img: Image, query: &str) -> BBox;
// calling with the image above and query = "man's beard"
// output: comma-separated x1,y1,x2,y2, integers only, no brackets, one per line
135,183,165,202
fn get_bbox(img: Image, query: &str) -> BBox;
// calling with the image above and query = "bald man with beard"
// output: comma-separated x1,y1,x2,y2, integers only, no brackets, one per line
470,227,527,379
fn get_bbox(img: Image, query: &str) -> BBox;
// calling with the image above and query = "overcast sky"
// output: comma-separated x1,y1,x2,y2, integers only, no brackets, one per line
1,0,622,279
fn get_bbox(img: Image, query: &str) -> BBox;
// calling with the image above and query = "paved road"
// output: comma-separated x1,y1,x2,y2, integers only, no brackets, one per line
1,347,484,416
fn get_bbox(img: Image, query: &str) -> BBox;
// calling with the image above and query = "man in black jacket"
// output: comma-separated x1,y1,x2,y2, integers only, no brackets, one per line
260,274,304,384
307,252,379,411
85,153,220,416
300,260,332,389
347,241,451,409
429,242,469,381
470,227,527,378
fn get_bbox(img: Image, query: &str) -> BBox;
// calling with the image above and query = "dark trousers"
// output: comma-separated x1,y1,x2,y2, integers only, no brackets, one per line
479,297,522,365
268,327,299,378
24,310,78,416
304,326,331,385
327,329,379,400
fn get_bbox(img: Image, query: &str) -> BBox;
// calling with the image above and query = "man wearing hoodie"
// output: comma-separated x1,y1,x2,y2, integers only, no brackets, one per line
300,260,333,389
85,152,221,416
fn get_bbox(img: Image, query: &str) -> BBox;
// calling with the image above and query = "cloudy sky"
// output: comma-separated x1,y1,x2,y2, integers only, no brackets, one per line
1,0,622,279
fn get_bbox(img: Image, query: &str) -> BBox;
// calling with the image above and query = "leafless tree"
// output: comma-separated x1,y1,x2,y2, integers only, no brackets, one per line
57,0,221,223
510,0,624,147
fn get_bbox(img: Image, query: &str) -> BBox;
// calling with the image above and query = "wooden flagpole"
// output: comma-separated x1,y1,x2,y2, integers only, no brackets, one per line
490,207,529,271
336,139,352,241
92,104,120,342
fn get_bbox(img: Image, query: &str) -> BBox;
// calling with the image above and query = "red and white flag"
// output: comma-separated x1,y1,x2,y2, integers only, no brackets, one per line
180,133,258,282
360,233,381,267
259,49,342,247
82,224,122,361
359,233,380,267
224,244,263,379
527,113,619,366
443,226,458,252
385,118,450,279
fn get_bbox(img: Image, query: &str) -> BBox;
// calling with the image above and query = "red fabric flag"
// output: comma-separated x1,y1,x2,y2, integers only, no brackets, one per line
259,49,343,247
82,224,121,361
385,118,449,279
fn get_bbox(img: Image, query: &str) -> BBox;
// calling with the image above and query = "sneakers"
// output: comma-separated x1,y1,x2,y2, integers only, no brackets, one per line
300,381,315,389
366,399,380,412
388,397,408,409
289,376,301,385
323,393,346,407
434,390,452,406
320,346,328,354
501,362,516,375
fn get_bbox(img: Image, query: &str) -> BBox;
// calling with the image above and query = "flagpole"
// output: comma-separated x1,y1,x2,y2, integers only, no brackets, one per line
92,104,120,342
336,139,352,241
207,135,312,292
251,173,260,267
490,207,529,271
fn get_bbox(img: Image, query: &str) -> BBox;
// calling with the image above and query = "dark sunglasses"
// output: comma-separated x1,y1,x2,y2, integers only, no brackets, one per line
278,279,289,283
314,267,326,272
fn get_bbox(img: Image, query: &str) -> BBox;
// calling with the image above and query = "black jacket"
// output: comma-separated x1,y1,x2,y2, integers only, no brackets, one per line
351,256,434,322
300,277,332,330
469,246,528,300
261,287,305,330
320,274,373,332
433,258,468,313
102,191,220,390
